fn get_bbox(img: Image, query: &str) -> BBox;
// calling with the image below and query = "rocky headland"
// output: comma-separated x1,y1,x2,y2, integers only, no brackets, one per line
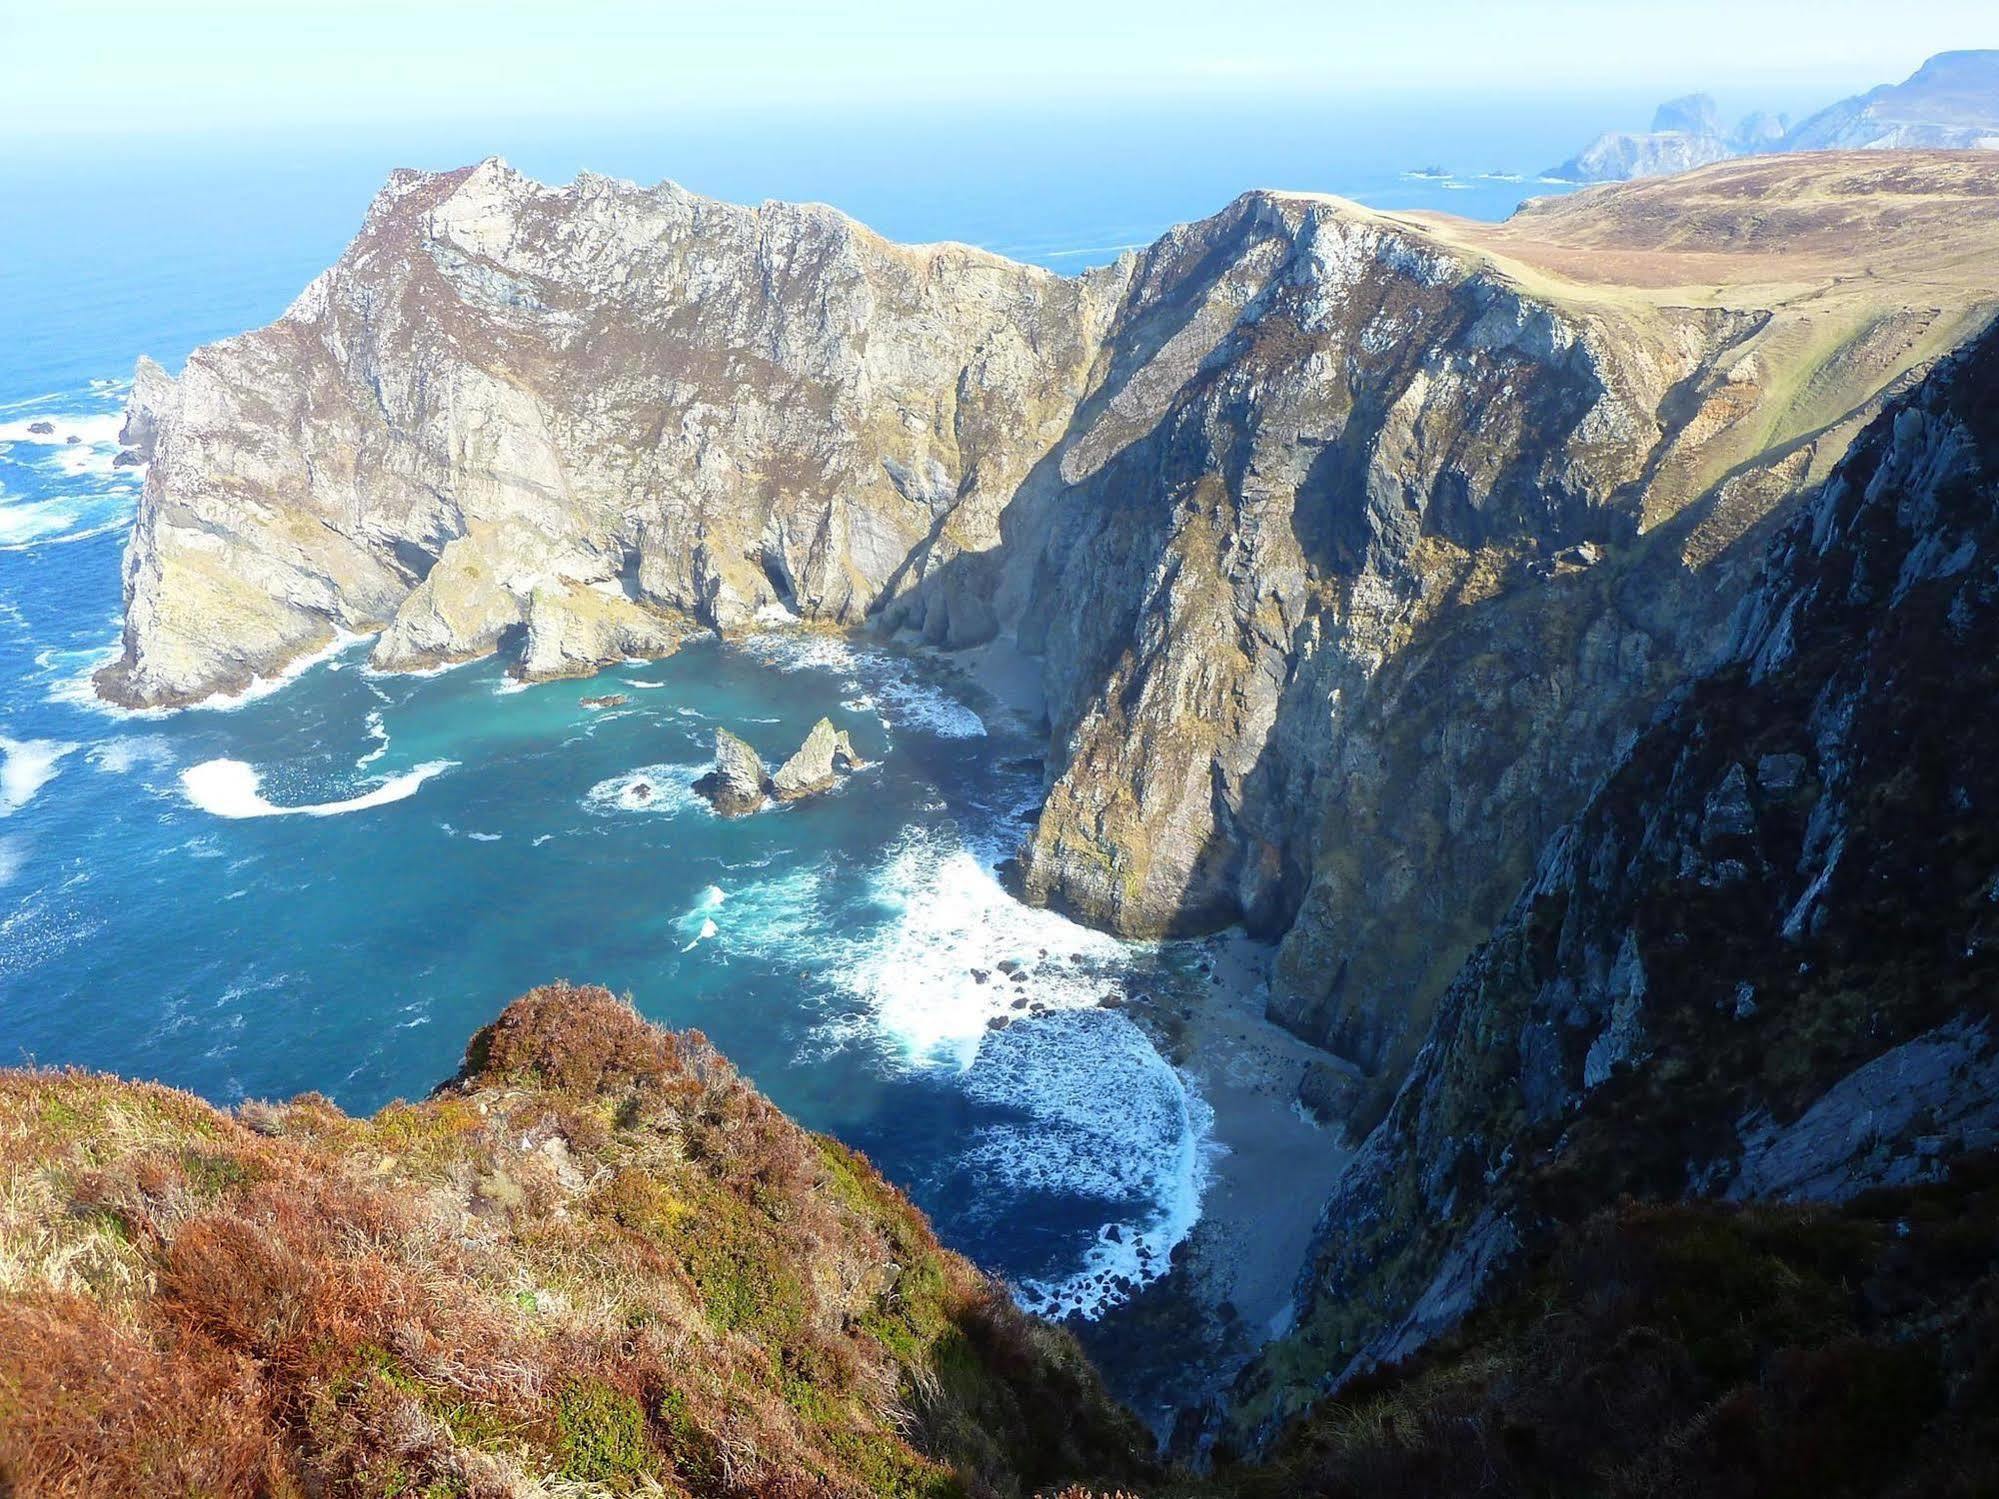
66,146,1999,1489
102,150,1999,1118
1546,49,1999,183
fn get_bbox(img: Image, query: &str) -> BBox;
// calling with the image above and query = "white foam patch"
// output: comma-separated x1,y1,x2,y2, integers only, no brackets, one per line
0,411,139,483
47,631,371,719
653,799,1215,1320
965,1009,1218,1321
356,710,389,768
0,737,78,814
583,762,711,818
0,835,24,886
847,827,1125,1069
87,735,175,776
743,630,985,739
0,493,135,550
181,758,454,819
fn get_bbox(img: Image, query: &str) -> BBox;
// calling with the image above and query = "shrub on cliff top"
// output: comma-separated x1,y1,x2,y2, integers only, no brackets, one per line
0,984,1151,1498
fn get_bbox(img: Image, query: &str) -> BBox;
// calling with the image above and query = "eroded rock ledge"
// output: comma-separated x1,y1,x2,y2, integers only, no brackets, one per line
103,152,1999,1095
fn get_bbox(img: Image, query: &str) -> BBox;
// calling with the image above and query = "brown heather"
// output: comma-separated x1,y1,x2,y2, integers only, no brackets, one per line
0,983,1150,1498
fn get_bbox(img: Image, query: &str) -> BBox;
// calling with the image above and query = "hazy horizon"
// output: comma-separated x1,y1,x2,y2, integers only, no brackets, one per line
4,1,1993,142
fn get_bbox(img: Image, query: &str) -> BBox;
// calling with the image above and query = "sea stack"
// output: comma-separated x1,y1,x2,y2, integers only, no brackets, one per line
771,717,863,800
698,728,769,816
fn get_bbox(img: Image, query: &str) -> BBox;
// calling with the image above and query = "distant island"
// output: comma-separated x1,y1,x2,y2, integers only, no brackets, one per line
1547,49,1999,183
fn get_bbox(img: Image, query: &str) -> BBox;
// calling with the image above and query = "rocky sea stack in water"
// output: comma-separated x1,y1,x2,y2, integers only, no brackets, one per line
695,727,770,816
695,718,863,814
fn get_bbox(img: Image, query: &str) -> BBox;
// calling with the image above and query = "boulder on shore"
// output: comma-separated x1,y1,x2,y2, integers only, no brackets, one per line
770,716,864,800
696,728,769,816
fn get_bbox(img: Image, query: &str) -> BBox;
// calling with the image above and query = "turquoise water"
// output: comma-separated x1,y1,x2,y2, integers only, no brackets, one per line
0,97,1619,1369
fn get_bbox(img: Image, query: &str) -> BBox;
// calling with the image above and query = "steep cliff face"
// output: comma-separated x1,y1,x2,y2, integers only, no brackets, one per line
104,154,1999,1099
100,157,1123,706
1018,155,1999,1092
1233,314,1999,1438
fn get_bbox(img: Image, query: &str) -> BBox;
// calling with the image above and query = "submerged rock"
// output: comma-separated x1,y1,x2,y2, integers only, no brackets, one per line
696,728,769,816
26,420,53,435
770,716,862,800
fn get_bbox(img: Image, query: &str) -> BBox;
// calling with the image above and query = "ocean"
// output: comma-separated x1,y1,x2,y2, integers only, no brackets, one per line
0,91,1629,1387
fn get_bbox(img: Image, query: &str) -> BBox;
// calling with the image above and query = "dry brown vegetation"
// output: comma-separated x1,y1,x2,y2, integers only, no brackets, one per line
0,983,1149,1498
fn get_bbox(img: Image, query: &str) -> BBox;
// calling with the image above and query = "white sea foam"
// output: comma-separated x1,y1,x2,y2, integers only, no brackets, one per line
742,629,985,738
47,630,372,719
621,678,668,690
0,492,135,549
846,827,1124,1069
87,735,175,776
180,758,454,819
582,762,711,818
674,814,1214,1321
356,710,389,768
965,1010,1218,1321
0,737,78,815
0,835,23,886
0,410,139,483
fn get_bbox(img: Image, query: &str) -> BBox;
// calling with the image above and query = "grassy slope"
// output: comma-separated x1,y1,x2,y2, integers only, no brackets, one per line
0,984,1151,1498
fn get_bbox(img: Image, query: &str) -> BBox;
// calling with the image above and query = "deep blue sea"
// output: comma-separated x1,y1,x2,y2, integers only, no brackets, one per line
0,94,1625,1346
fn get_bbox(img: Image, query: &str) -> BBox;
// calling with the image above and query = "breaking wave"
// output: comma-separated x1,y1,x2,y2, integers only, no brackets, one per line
181,758,455,819
0,736,78,814
583,762,711,818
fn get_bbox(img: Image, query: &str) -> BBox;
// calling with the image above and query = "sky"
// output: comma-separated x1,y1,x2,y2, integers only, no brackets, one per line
2,0,1994,140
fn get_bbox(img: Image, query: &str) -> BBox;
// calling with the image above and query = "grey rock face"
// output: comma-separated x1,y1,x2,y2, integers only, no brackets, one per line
699,729,769,816
1729,1017,1999,1203
1546,124,1735,183
97,157,1122,708
1785,49,1999,151
770,716,860,800
1234,318,1999,1440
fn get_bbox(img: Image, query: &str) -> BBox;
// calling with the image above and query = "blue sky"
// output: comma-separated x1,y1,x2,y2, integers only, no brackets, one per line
3,0,1993,138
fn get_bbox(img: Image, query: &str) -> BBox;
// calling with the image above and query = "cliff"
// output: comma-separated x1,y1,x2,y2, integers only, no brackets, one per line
104,153,1999,1103
1228,309,1999,1444
1544,92,1740,183
0,984,1150,1497
1786,50,1999,152
1546,50,1999,183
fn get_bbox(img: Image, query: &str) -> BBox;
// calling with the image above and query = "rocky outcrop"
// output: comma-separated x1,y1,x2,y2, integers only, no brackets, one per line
697,728,768,816
1785,49,1999,151
1232,313,1999,1439
1545,94,1739,183
771,716,861,800
0,984,1151,1496
102,153,1999,1094
1546,51,1998,183
96,157,1119,709
515,581,686,681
